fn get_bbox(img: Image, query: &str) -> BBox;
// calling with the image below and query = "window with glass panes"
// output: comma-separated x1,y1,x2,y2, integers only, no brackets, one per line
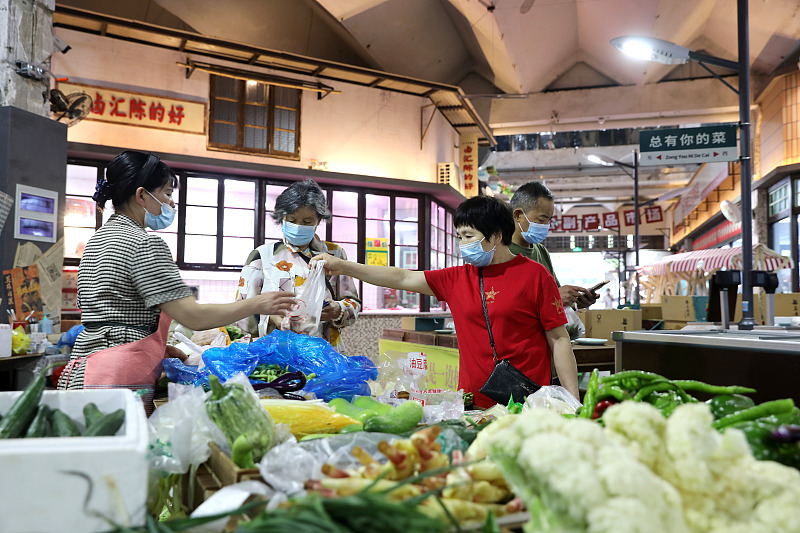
181,176,257,267
428,201,458,311
64,160,456,309
768,182,790,217
209,76,300,157
64,161,181,263
64,163,102,259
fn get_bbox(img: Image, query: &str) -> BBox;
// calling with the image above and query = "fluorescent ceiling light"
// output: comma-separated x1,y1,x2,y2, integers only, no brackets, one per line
610,36,690,65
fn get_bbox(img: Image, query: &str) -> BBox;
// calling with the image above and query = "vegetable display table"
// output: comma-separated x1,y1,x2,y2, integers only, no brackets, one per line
614,329,800,403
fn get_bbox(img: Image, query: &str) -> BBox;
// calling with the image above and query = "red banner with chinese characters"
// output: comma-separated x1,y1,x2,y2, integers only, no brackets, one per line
459,133,479,197
582,213,600,231
58,82,206,134
602,211,620,229
643,205,664,224
561,215,579,232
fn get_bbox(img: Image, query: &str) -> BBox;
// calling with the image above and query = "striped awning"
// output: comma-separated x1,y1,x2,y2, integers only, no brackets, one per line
639,244,794,276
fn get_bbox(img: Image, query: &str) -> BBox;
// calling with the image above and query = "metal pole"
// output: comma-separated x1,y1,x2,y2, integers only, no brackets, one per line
738,0,755,330
633,149,640,306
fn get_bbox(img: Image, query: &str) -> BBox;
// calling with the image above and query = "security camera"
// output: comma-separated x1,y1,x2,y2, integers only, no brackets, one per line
53,36,71,54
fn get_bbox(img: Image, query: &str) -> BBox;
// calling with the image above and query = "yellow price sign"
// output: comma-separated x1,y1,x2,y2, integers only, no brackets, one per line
365,237,389,267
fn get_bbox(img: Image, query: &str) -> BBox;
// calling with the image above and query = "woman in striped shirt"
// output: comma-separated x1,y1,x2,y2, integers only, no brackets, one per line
58,151,296,393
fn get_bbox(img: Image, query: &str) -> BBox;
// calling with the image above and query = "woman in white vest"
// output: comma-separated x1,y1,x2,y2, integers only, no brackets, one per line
235,179,361,347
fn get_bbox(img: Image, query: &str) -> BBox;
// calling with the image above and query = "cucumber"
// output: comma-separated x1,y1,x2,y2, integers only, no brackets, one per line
83,402,104,427
329,398,370,422
25,405,51,438
51,409,81,437
0,371,47,438
83,408,125,437
339,423,363,433
363,400,423,434
352,396,393,415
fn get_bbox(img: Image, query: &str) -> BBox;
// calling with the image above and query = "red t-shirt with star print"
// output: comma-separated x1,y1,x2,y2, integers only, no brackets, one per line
425,254,567,407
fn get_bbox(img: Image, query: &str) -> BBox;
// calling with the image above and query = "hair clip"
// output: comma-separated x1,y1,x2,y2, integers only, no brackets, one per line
92,178,111,202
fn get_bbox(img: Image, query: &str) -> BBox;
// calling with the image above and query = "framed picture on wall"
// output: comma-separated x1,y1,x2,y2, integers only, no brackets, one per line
14,185,58,243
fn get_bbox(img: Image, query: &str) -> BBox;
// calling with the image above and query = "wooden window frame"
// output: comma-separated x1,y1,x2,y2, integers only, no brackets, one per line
208,76,301,159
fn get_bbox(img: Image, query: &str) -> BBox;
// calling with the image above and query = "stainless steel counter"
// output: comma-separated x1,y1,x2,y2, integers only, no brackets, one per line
614,329,800,403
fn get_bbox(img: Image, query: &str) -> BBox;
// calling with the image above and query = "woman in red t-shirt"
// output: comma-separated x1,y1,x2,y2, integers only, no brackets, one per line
313,196,578,407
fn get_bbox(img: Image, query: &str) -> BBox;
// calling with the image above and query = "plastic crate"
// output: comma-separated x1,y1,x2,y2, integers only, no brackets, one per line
0,389,149,533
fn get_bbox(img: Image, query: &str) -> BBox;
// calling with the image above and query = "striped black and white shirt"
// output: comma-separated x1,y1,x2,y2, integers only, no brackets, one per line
58,213,192,389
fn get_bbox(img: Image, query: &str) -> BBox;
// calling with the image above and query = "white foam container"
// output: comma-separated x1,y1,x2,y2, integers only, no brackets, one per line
0,389,148,533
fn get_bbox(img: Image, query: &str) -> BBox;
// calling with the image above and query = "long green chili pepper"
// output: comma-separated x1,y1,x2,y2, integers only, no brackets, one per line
672,380,756,396
581,369,600,419
713,399,796,430
597,385,626,402
600,370,665,384
633,380,679,402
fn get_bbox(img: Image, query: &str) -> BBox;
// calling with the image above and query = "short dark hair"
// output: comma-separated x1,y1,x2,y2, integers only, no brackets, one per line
510,181,553,211
454,196,514,245
271,179,331,223
95,150,178,209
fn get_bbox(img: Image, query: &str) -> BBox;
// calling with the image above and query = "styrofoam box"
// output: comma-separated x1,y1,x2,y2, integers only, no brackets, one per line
0,389,148,533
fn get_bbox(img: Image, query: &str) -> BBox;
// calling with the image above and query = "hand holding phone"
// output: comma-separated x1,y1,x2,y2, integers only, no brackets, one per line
589,280,610,293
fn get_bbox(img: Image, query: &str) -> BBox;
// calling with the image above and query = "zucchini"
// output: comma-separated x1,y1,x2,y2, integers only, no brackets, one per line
51,409,81,437
205,375,276,462
0,370,47,438
83,408,125,437
83,402,104,427
25,405,51,438
363,400,423,434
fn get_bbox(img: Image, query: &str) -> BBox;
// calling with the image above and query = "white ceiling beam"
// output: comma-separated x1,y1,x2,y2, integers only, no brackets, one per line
489,76,739,135
445,0,523,94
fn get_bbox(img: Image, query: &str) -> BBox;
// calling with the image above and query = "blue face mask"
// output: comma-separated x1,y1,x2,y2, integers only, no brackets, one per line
460,238,495,267
519,213,550,244
143,190,176,230
282,220,317,246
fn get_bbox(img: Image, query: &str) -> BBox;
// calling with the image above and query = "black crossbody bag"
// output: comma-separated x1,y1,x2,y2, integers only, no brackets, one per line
477,268,541,405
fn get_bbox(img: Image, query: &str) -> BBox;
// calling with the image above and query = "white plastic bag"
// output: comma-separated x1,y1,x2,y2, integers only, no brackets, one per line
564,305,585,339
147,383,228,473
282,260,327,335
524,385,582,415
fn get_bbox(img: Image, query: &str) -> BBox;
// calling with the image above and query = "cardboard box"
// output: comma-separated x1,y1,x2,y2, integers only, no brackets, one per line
661,296,695,321
661,296,709,321
774,293,800,317
641,304,662,320
733,293,765,324
663,320,688,330
582,309,642,341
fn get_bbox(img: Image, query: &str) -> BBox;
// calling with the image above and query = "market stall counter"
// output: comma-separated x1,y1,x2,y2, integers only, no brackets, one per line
380,328,615,391
614,328,800,403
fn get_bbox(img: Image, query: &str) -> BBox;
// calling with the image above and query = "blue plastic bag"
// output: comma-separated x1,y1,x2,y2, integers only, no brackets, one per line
162,330,377,400
202,342,259,382
57,325,85,347
249,330,376,401
162,358,210,386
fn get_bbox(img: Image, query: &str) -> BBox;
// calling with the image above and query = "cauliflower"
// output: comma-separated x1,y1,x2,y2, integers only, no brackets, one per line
486,408,690,533
484,402,800,533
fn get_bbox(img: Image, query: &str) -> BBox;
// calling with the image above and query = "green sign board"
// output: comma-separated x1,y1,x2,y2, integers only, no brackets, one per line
639,124,738,166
